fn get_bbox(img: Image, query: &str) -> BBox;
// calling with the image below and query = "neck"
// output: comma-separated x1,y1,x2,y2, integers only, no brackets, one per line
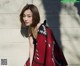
30,22,42,39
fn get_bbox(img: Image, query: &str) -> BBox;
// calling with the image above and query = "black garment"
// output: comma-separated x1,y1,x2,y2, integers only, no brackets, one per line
32,36,37,45
32,20,47,45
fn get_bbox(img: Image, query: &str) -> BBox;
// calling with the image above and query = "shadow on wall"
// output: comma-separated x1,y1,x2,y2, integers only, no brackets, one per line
74,2,80,16
60,2,80,64
42,0,62,48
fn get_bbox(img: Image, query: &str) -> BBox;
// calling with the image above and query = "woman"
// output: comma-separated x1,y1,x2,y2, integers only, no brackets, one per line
20,4,68,66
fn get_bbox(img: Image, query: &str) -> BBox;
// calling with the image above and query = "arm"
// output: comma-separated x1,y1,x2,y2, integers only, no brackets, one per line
28,36,34,66
50,29,68,66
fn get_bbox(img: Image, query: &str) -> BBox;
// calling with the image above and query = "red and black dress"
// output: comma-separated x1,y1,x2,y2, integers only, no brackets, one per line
26,22,68,66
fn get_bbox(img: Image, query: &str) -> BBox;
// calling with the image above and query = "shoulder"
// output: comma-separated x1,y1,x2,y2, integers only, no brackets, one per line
37,20,53,36
38,24,47,36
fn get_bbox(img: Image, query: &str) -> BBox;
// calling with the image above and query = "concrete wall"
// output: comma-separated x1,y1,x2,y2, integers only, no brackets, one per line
0,0,80,66
0,0,31,66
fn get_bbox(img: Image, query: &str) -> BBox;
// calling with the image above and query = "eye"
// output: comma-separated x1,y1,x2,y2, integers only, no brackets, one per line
27,15,32,18
28,15,31,17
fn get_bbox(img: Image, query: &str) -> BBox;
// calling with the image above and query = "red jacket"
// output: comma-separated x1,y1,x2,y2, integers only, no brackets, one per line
26,23,68,66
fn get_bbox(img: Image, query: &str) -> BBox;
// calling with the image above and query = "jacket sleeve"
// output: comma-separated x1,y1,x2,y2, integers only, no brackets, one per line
50,29,68,66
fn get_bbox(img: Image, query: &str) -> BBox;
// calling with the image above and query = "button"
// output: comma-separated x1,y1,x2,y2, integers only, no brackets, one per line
36,53,39,56
44,40,46,43
48,44,51,47
52,58,54,63
37,57,39,60
36,49,38,52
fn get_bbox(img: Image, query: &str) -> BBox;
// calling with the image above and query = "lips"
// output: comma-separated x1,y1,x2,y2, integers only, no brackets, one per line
24,21,29,23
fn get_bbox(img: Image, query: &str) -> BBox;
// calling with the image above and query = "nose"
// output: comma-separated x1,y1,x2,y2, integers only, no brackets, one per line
23,17,28,22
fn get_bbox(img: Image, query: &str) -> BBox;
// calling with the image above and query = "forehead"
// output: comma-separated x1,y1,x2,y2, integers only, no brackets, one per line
23,9,32,15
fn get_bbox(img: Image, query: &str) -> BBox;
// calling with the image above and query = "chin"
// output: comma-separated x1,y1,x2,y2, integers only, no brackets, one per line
25,24,30,26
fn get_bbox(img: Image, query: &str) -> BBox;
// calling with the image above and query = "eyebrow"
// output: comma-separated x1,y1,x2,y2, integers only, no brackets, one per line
23,13,32,16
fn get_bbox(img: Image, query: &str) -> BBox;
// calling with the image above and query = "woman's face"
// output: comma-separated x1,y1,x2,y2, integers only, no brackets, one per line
23,9,32,26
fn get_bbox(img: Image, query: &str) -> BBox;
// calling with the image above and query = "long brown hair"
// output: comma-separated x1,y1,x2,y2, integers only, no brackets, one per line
20,4,40,37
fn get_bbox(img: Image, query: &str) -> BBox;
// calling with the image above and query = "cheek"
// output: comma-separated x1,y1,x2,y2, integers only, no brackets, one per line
30,17,32,20
30,18,32,22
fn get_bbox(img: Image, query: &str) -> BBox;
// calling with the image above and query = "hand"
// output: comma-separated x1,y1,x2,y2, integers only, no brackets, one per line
24,64,26,66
